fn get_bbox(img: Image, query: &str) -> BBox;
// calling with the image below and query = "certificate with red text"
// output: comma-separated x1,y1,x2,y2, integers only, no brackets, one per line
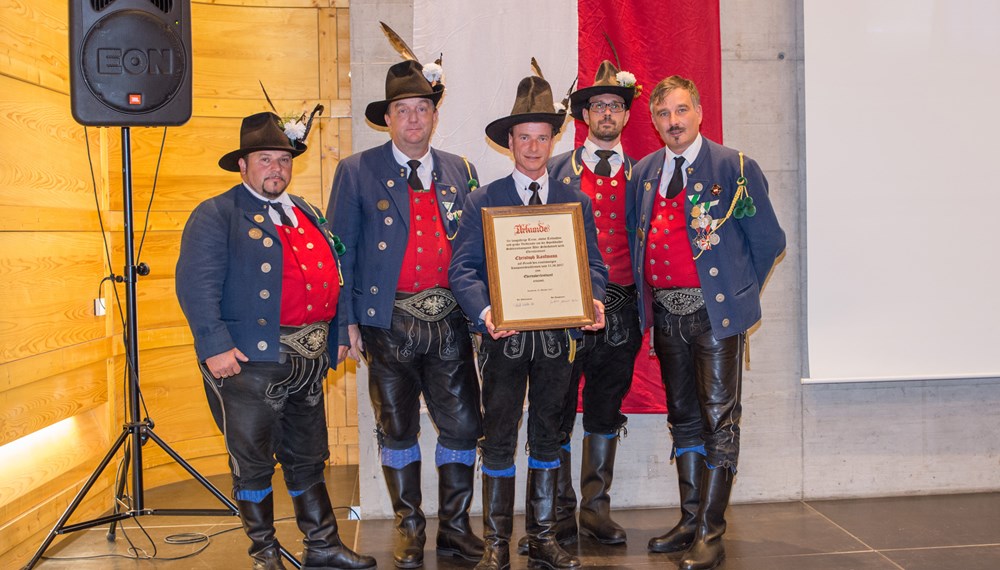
482,204,595,331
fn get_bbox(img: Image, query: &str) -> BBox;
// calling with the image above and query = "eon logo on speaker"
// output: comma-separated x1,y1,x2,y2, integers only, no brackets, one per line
97,48,175,75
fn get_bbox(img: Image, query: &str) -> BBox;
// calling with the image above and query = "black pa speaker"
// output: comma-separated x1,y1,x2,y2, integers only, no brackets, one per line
70,0,192,126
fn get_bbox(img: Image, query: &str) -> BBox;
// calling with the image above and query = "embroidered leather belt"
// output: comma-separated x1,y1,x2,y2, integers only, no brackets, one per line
604,283,636,314
393,287,458,322
279,322,329,359
653,287,705,316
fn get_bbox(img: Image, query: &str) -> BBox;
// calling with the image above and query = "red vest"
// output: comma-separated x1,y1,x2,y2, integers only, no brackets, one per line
398,182,452,292
644,193,700,289
580,166,633,285
276,207,340,325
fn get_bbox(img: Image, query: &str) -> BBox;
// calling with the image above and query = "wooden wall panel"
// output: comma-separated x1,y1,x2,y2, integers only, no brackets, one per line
0,75,105,225
0,233,107,362
0,0,71,92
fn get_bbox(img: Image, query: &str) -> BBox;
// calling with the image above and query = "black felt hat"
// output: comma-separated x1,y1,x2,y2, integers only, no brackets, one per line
365,60,445,127
569,60,637,121
218,112,306,172
485,75,567,148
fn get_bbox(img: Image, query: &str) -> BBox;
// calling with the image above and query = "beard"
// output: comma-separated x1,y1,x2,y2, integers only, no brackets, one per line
591,120,623,142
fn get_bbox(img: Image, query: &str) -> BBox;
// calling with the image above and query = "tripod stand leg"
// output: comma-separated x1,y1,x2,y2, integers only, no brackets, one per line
21,428,131,570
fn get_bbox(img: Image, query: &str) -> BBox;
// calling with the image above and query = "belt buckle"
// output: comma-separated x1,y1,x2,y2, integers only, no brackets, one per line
603,283,634,314
280,322,329,359
654,288,705,316
393,287,457,322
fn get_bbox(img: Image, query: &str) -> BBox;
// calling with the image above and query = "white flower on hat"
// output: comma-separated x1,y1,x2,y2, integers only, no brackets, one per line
553,101,567,113
422,62,444,85
283,119,307,142
616,71,637,87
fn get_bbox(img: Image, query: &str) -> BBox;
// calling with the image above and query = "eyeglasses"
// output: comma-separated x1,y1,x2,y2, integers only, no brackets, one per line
587,101,627,113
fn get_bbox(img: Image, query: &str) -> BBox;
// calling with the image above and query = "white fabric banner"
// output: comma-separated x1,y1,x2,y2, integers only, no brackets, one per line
414,0,578,185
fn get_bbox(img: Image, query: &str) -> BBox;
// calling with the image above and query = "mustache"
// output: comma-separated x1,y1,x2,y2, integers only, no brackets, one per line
668,126,684,135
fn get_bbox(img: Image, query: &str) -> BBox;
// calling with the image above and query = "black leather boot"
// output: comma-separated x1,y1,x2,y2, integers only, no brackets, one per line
290,482,376,569
679,466,734,570
648,451,704,553
518,446,577,555
578,434,626,544
237,494,286,570
526,467,581,570
383,462,426,568
475,474,515,570
436,462,484,560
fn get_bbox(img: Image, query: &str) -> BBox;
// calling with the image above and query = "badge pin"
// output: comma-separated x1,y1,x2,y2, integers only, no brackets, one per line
563,176,571,184
694,182,704,192
254,214,265,223
645,182,652,192
248,228,263,239
377,200,390,211
711,184,722,196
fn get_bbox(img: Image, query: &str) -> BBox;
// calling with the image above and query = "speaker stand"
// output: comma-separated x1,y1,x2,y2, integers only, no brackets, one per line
22,127,301,569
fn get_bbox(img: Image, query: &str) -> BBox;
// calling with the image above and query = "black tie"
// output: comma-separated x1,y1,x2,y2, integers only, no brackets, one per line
407,159,423,190
268,202,293,226
594,150,615,177
528,181,542,205
666,156,685,199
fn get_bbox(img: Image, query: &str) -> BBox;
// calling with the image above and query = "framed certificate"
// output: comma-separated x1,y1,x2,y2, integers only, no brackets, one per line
482,203,595,331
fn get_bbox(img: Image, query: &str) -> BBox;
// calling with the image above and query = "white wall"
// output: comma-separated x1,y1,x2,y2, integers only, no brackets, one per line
348,0,1000,518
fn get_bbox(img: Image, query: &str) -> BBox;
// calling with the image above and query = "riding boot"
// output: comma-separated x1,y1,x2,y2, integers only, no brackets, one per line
475,475,515,570
290,482,376,569
518,446,577,555
648,451,704,553
238,495,286,570
526,467,581,569
383,462,426,568
436,462,485,560
679,466,734,570
578,434,626,544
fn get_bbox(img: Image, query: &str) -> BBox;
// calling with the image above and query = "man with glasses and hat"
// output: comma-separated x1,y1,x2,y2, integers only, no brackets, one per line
633,75,785,570
327,58,484,568
176,112,376,570
513,60,642,554
449,66,609,570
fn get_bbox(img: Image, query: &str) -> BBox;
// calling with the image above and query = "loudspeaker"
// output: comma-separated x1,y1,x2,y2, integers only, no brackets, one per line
70,0,192,126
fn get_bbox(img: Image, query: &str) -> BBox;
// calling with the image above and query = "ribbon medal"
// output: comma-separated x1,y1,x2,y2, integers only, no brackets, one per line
689,193,721,251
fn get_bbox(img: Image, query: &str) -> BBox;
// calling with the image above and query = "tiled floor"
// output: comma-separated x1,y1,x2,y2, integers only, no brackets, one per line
25,465,1000,569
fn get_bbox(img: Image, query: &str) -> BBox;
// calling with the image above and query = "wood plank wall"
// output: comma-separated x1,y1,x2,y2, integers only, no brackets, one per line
0,1,356,565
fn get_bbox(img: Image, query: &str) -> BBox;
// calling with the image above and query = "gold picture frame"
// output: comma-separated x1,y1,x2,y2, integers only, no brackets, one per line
482,203,595,331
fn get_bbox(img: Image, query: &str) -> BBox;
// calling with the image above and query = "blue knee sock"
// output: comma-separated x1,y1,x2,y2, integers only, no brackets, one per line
381,443,421,469
236,486,272,503
435,443,476,467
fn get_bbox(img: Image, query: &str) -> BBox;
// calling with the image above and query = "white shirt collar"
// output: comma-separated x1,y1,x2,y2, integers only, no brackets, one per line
243,184,298,226
391,143,433,189
511,169,549,205
658,133,704,197
582,139,625,177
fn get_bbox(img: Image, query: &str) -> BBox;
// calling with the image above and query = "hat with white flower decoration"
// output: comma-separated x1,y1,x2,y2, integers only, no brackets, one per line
569,60,639,121
365,22,446,127
218,112,307,172
485,58,571,149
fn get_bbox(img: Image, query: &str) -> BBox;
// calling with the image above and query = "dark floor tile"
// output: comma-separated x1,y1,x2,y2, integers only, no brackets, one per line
882,545,1000,570
724,551,901,570
808,493,1000,550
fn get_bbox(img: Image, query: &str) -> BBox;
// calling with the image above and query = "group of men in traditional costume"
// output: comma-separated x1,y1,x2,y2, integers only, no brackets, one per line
176,24,784,570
